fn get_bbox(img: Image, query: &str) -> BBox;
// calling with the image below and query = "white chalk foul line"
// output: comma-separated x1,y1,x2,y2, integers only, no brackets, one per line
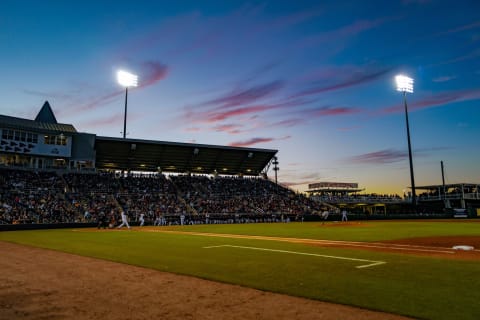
204,244,386,269
150,230,458,254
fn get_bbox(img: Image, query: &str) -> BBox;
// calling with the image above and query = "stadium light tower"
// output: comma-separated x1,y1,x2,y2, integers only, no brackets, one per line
117,70,138,139
395,74,416,210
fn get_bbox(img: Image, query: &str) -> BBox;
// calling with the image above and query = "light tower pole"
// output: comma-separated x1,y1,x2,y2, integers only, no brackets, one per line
395,75,416,209
272,156,279,193
117,70,138,139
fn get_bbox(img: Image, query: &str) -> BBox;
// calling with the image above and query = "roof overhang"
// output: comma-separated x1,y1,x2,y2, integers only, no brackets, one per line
94,136,277,176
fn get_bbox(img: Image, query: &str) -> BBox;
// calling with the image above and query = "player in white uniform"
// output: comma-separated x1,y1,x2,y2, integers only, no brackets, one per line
117,210,131,229
139,213,145,226
341,209,348,222
321,210,329,225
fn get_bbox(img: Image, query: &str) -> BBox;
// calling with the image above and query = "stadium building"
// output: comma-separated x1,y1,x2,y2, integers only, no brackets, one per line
0,101,278,176
306,181,480,215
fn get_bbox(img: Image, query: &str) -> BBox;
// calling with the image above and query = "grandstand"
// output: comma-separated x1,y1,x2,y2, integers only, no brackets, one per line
0,102,325,227
416,183,480,214
306,180,480,216
306,182,404,215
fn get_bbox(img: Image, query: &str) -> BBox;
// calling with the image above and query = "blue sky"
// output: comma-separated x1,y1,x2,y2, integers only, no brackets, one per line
1,0,479,194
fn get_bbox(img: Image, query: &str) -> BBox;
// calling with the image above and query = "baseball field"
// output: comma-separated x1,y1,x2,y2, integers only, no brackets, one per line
1,220,479,320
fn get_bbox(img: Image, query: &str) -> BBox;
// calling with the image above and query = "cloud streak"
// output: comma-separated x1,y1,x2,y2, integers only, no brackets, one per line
300,18,388,49
349,149,408,164
382,88,480,114
292,67,394,98
229,135,290,147
229,137,275,147
205,80,284,109
213,123,244,134
348,147,453,164
77,114,126,129
139,61,169,88
306,106,361,117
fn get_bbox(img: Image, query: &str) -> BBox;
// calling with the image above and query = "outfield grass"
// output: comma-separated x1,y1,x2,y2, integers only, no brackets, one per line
1,220,479,320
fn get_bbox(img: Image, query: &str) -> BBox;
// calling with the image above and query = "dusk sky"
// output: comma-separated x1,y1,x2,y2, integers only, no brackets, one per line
1,0,479,195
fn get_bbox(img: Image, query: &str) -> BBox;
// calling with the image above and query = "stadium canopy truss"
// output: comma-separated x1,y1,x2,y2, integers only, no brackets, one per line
95,136,277,176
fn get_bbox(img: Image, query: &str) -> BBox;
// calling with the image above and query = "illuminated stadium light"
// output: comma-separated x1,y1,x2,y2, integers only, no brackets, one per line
117,70,138,87
117,70,138,139
395,74,416,209
395,75,413,93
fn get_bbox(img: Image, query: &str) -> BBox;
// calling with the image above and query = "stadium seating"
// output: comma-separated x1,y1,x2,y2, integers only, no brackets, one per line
0,168,322,225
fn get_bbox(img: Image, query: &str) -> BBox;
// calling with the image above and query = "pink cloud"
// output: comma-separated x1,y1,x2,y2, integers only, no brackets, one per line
270,118,306,128
349,147,453,164
139,61,169,88
186,96,312,124
229,135,290,147
205,104,278,122
73,90,124,114
293,67,393,98
349,149,407,164
308,106,361,117
229,137,275,147
213,123,244,134
205,80,284,109
382,88,480,114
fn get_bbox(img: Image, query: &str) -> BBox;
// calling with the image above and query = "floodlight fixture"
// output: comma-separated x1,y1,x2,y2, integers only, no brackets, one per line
117,70,138,87
396,75,414,93
117,70,138,139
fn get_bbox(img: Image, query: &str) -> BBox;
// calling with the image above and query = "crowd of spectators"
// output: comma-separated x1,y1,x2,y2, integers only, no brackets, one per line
171,175,322,217
1,169,323,225
312,193,402,204
0,168,77,224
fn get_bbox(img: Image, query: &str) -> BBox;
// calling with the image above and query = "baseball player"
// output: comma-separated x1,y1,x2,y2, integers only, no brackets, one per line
117,209,131,229
139,213,145,226
321,210,329,225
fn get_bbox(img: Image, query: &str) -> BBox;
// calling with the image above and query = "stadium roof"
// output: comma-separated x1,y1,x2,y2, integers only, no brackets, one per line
94,136,278,176
34,101,58,123
415,183,479,190
0,101,77,134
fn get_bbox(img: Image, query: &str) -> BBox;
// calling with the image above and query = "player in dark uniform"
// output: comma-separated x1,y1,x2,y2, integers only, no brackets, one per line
97,211,108,229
